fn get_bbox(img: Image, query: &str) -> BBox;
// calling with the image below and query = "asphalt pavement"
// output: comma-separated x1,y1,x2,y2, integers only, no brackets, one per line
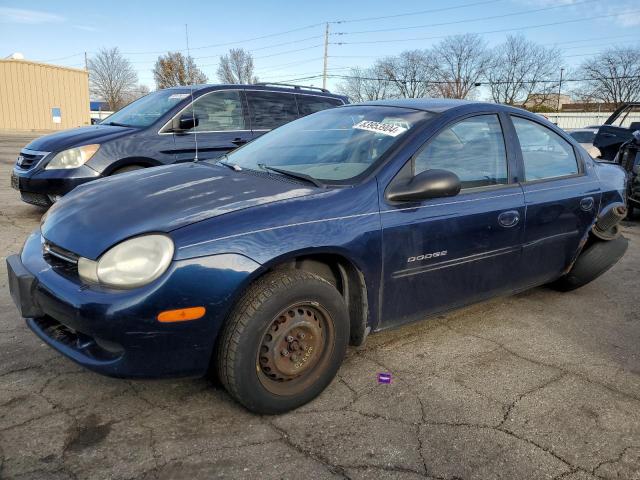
0,133,638,480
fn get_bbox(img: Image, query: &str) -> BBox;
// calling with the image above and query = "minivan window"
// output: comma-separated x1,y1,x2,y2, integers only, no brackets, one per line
297,95,343,117
101,90,191,128
512,116,579,181
246,91,298,130
180,90,245,131
225,106,433,182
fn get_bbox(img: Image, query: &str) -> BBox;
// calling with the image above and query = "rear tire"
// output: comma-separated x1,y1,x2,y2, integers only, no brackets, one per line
217,270,349,414
551,236,628,292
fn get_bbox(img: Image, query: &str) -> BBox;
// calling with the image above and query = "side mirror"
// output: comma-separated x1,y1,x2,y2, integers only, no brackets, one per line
386,169,461,202
171,114,199,132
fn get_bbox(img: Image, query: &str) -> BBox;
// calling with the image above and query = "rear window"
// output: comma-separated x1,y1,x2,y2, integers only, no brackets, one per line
246,91,298,130
296,95,344,117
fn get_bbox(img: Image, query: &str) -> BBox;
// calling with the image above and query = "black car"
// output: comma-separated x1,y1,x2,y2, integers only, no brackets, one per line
11,83,348,207
593,102,640,160
615,130,640,218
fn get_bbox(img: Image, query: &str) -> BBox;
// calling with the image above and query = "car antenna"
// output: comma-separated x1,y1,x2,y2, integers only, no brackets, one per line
185,23,199,162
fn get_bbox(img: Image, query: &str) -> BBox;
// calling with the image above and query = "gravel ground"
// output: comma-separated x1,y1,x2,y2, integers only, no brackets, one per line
0,133,639,480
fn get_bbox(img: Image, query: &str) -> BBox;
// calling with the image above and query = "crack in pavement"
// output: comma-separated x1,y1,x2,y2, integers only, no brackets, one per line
266,420,352,479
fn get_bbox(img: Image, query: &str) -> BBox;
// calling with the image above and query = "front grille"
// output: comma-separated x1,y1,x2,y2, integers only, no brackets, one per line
16,152,45,170
32,316,123,361
43,240,79,278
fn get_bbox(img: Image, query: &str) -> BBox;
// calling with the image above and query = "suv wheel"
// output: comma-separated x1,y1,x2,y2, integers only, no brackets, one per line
111,165,145,175
217,270,349,414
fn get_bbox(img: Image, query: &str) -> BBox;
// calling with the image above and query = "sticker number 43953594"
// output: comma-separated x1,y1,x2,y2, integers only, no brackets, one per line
353,120,408,137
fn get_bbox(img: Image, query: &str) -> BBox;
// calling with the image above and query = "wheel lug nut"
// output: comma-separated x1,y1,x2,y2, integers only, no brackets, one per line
286,335,294,342
298,332,305,340
281,349,289,357
291,354,300,362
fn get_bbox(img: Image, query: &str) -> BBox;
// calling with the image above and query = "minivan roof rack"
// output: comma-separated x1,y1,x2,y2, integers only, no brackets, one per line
254,82,330,93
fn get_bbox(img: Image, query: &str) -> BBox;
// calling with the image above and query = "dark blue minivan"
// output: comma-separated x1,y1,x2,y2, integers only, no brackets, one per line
11,83,347,207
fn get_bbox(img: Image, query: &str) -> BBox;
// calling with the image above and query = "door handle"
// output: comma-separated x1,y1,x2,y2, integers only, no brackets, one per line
498,210,520,228
580,196,594,211
232,138,248,146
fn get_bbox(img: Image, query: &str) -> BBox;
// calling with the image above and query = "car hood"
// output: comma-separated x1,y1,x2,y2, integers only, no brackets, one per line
26,125,137,152
41,163,316,259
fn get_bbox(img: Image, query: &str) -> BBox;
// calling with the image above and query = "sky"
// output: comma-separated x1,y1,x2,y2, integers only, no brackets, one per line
1,0,639,98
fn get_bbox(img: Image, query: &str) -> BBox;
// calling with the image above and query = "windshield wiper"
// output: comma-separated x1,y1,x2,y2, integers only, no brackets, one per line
217,156,243,171
101,121,132,127
258,164,324,188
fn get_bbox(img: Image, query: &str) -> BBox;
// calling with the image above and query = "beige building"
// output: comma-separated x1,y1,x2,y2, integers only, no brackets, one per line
0,59,90,131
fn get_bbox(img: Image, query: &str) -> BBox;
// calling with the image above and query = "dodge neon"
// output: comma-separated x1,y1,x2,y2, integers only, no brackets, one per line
7,99,629,414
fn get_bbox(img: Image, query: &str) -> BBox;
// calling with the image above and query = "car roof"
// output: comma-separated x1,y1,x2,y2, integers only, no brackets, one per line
164,83,347,100
353,98,486,113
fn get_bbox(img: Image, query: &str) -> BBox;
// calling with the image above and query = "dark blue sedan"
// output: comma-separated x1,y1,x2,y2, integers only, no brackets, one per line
7,99,629,414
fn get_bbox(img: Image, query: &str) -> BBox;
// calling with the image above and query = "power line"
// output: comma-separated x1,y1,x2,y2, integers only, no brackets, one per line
331,10,640,46
328,0,504,24
333,0,599,36
121,23,324,55
321,73,640,85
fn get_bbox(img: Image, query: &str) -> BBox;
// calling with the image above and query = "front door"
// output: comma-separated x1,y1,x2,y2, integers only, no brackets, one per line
510,115,601,286
172,90,253,162
380,114,525,328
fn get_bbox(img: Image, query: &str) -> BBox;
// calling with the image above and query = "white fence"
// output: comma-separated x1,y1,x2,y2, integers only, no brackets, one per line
543,112,640,130
90,110,113,121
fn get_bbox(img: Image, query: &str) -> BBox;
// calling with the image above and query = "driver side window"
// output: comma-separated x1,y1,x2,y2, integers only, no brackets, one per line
181,90,246,132
413,114,508,189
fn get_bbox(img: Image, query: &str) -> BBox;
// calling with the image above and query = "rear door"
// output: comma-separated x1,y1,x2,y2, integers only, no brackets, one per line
380,113,525,328
171,89,252,162
245,90,299,139
510,115,601,286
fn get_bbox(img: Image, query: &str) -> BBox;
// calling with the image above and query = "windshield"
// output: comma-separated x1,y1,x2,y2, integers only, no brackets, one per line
224,105,433,182
100,89,192,128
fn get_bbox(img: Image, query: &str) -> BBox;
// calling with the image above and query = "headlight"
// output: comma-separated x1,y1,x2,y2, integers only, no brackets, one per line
78,235,174,289
45,144,100,170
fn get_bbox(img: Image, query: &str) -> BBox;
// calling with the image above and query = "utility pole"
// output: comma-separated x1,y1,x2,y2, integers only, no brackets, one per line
84,51,88,71
556,67,564,112
322,23,329,90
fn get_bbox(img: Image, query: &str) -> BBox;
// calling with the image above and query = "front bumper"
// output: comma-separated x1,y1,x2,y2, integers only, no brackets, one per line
12,164,101,206
7,230,261,378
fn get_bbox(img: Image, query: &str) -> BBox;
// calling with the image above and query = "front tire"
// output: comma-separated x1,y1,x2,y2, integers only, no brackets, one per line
111,165,145,175
217,270,349,414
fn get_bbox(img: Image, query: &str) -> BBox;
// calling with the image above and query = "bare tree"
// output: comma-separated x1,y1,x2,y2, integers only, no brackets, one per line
153,52,208,89
217,48,257,84
88,47,138,110
125,84,151,104
336,65,393,102
487,35,562,107
576,46,640,107
377,50,438,98
432,34,490,99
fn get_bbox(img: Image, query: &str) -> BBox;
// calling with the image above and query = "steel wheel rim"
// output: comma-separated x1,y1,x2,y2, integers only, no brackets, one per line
256,301,335,396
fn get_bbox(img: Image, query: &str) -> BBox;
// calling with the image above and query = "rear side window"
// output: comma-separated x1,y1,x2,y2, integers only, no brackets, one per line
246,91,298,130
413,114,508,189
182,90,245,131
511,116,579,181
296,95,343,117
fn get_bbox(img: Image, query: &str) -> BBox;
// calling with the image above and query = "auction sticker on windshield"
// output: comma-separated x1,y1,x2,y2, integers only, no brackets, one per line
353,120,408,137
